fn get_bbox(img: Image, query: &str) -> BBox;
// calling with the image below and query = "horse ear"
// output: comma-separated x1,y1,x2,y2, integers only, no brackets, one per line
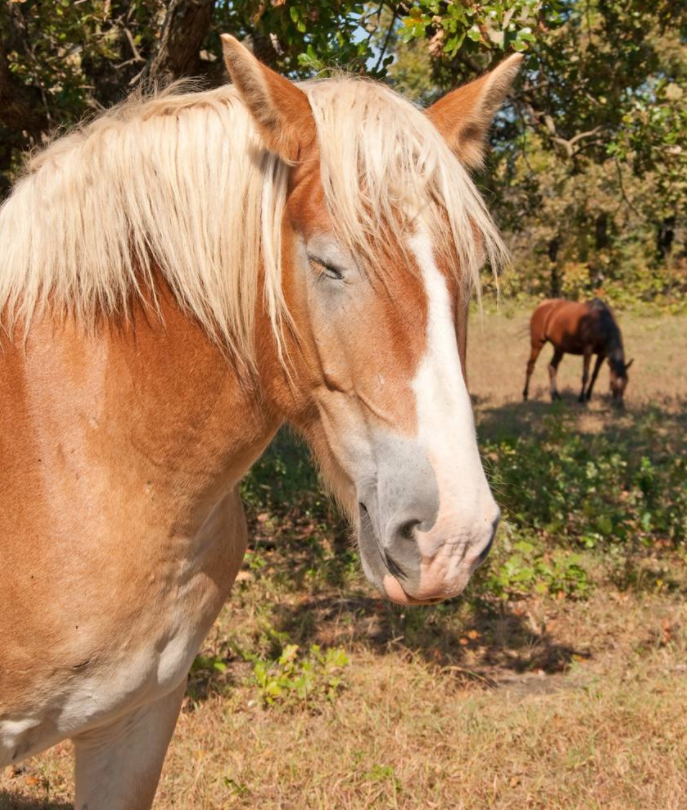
625,359,634,371
221,34,316,162
425,53,523,169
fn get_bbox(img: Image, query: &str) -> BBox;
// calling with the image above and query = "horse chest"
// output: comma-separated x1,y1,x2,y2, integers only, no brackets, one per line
59,578,211,726
0,611,201,768
1,490,246,767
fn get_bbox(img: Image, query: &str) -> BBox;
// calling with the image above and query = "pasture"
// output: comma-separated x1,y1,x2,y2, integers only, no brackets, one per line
3,306,686,810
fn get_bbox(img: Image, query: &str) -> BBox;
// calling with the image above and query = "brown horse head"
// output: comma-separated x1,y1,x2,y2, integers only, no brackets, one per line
222,37,522,604
610,357,634,405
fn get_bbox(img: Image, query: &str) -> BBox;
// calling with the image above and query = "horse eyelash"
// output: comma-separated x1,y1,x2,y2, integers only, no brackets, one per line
307,254,344,281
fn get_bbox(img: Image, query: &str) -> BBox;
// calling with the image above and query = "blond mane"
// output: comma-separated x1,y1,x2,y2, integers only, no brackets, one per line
0,76,507,359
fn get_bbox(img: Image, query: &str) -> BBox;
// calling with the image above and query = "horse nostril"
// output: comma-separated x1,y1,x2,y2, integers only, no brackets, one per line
384,549,407,580
475,513,500,567
383,519,423,581
397,519,420,542
475,535,494,567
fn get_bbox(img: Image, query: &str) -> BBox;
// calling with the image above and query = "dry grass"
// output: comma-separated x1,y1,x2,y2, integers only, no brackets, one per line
3,305,687,810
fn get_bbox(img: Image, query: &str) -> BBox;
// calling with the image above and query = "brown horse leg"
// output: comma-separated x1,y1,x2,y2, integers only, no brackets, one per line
586,354,605,401
523,342,544,401
579,350,592,403
548,349,563,401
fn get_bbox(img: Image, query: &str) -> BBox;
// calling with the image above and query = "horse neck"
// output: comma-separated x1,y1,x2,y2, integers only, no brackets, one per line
605,323,625,369
8,288,283,537
122,292,286,521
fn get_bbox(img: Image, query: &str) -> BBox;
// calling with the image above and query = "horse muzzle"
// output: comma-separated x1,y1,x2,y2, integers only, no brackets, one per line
357,489,500,605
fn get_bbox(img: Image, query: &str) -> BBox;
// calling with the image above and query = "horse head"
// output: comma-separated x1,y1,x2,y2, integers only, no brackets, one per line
610,358,634,405
222,36,521,605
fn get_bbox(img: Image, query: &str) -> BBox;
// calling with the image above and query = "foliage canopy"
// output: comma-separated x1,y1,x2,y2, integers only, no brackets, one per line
1,0,685,299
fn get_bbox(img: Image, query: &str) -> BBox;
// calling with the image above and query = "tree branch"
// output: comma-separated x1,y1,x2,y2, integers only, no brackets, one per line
519,97,603,159
373,3,400,74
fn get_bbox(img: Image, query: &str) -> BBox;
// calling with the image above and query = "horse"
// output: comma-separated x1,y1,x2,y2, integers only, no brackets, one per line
0,35,522,809
522,298,633,406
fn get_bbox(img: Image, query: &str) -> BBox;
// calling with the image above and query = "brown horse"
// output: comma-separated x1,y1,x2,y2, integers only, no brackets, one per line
523,298,633,405
0,35,521,809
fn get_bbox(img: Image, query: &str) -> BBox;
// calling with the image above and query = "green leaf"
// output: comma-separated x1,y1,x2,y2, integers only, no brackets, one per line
467,24,482,42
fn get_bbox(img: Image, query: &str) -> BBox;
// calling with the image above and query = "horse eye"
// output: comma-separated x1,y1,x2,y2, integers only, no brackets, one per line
308,254,344,281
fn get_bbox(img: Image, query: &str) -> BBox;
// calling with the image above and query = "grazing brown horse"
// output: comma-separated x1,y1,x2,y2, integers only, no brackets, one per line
523,298,633,405
0,35,522,809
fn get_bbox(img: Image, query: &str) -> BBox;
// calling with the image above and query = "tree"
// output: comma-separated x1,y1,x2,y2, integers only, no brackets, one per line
1,0,685,302
0,1,542,192
385,2,686,298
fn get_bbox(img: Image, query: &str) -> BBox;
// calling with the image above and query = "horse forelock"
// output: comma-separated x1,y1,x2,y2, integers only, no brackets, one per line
0,76,505,364
303,77,507,290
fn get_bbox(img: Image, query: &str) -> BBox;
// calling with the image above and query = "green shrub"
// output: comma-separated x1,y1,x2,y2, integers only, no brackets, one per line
479,537,591,600
251,643,350,708
239,414,686,605
483,415,687,549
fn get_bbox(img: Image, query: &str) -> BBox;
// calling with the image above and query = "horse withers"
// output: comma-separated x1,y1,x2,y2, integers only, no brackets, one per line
523,298,633,406
0,36,521,809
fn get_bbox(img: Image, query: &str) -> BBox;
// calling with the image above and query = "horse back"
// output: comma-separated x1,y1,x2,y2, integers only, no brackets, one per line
529,299,583,346
529,298,615,355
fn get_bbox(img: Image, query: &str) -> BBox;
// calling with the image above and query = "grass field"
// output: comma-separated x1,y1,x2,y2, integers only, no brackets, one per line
3,306,687,810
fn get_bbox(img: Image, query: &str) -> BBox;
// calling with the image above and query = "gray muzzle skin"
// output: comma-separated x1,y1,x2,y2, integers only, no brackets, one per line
356,431,440,598
355,430,500,603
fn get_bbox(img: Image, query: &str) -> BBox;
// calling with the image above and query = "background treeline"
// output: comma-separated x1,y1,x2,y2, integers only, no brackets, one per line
1,0,686,304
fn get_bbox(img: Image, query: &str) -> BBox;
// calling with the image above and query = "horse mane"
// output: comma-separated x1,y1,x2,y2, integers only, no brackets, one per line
590,298,626,373
0,76,507,360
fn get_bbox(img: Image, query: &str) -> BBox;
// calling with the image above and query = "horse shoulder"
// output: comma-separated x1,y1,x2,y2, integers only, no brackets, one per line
0,486,246,767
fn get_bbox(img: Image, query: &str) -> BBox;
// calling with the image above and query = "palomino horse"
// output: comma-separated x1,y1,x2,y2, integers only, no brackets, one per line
0,36,521,808
523,298,633,405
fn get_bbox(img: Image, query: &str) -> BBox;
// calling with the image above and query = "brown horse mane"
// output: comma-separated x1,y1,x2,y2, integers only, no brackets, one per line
590,299,627,375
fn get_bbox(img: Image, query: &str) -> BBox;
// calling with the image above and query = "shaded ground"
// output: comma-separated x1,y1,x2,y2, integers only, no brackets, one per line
5,586,686,809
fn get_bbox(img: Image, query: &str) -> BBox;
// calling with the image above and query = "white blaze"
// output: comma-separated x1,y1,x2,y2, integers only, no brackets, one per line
409,225,498,572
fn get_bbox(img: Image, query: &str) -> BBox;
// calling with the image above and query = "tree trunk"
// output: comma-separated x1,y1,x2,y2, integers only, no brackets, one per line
0,20,48,198
142,0,216,87
548,236,562,296
590,211,609,288
657,216,675,261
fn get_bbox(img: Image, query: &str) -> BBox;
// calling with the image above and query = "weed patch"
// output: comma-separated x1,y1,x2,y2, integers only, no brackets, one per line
483,413,687,551
251,643,350,709
478,537,591,600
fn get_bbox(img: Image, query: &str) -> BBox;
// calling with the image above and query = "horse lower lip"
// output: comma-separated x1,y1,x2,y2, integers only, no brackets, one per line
382,574,445,605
